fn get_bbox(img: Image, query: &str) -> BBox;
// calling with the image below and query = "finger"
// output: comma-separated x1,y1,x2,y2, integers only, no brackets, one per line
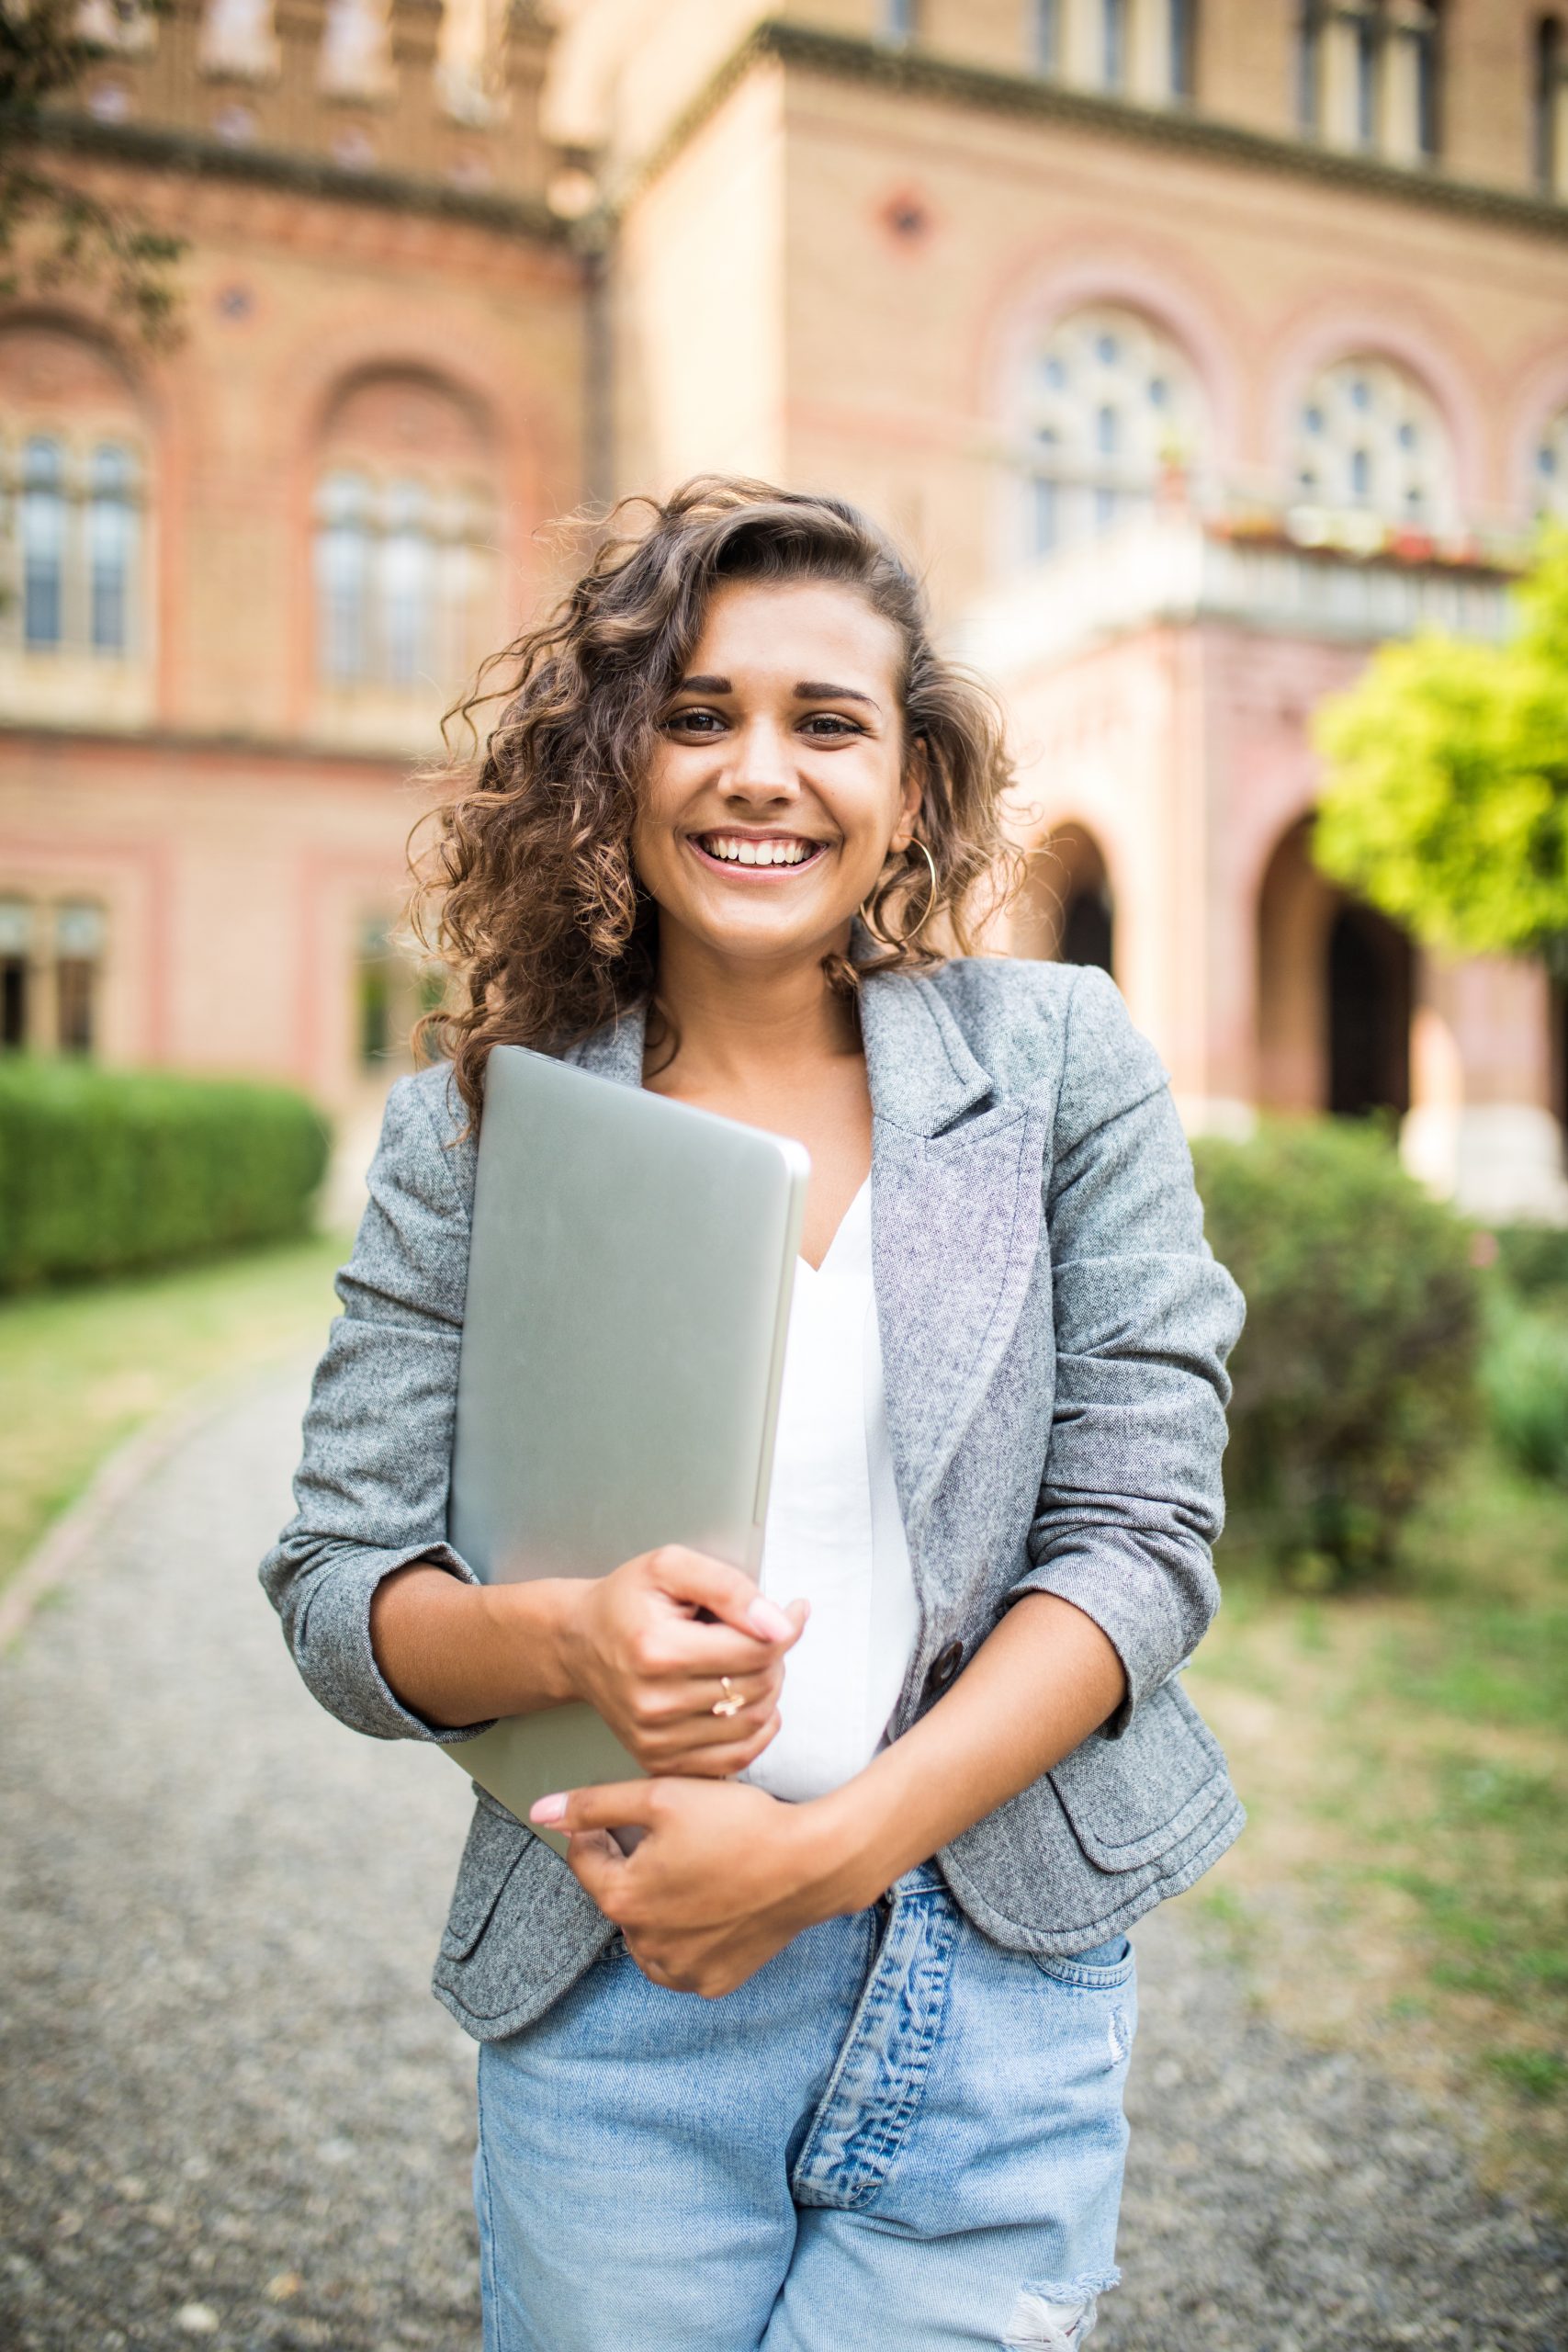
638,1689,777,1752
649,1619,797,1678
660,1712,783,1780
532,1781,657,1838
647,1547,795,1645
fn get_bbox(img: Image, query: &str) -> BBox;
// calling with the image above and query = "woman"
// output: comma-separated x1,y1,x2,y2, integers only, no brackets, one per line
262,478,1245,2352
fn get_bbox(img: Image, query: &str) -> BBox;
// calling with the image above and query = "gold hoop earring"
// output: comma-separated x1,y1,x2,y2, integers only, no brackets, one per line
860,837,938,947
905,837,939,940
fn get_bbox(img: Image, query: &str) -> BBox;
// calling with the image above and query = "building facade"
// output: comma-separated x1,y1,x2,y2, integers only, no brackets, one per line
4,0,1567,1212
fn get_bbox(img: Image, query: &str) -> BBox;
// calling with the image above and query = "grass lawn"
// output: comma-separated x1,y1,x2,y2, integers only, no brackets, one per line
0,1232,349,1595
1180,1443,1568,2214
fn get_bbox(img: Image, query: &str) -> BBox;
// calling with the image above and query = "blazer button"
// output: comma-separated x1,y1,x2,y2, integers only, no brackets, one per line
923,1641,964,1700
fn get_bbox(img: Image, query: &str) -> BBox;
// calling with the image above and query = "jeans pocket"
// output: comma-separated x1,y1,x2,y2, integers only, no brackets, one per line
1030,1937,1134,1991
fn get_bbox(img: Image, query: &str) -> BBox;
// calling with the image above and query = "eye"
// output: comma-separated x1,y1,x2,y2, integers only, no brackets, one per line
664,706,727,737
799,712,862,739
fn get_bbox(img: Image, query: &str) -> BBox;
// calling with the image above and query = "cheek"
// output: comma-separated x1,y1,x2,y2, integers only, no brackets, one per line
630,757,683,865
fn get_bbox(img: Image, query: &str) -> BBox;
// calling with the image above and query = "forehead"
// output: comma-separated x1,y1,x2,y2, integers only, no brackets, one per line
688,578,902,692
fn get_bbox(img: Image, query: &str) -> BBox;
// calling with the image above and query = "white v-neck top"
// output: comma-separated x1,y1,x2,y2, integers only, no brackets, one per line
739,1180,920,1805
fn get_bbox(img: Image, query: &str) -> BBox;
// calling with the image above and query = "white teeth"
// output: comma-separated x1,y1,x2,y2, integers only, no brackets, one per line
699,835,814,866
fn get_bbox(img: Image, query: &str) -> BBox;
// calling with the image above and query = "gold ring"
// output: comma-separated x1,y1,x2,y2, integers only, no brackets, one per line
711,1676,744,1719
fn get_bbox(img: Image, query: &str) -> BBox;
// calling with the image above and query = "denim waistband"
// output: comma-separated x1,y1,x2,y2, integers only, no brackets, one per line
890,1861,946,1899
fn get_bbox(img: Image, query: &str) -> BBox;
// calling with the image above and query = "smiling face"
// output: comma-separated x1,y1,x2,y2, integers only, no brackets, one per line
631,578,922,977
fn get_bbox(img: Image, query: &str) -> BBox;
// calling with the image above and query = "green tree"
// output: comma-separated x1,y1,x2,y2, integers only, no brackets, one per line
1,0,182,340
1313,526,1568,977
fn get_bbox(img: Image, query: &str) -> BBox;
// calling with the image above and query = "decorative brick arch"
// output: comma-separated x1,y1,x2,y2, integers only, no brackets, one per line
1262,293,1490,513
0,302,191,718
973,231,1247,460
1504,334,1568,524
265,310,565,730
1009,811,1120,974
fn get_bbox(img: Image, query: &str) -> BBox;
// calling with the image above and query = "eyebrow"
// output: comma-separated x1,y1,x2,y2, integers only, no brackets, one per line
673,673,880,711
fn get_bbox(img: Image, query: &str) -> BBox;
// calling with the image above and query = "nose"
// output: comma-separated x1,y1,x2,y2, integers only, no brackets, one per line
725,715,800,805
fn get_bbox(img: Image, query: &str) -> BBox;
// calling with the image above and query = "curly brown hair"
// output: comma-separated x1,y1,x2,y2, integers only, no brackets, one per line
410,475,1020,1120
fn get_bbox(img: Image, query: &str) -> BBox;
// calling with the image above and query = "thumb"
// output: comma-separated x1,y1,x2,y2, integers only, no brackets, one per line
530,1781,656,1837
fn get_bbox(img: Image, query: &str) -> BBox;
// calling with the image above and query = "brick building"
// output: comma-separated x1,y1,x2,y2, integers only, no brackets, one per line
4,0,1567,1213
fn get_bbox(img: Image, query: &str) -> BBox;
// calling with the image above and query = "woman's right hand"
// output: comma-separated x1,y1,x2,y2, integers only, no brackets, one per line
558,1546,807,1778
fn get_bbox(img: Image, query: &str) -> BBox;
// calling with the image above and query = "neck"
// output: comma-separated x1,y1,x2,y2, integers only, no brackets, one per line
649,922,860,1089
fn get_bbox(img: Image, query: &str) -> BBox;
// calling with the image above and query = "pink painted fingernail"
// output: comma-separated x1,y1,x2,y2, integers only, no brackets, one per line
530,1792,567,1824
746,1597,794,1641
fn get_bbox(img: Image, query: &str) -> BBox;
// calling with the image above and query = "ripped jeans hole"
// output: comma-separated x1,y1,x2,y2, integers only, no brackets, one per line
1001,2288,1101,2351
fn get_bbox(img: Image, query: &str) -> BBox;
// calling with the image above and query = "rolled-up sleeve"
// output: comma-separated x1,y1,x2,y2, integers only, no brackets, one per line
1009,967,1245,1738
259,1071,492,1746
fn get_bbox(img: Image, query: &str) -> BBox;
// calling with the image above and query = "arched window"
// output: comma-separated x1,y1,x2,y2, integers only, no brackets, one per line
313,470,491,692
0,327,150,717
311,369,496,712
1017,306,1206,562
5,432,143,656
1290,356,1456,535
1296,2,1440,162
1533,405,1568,520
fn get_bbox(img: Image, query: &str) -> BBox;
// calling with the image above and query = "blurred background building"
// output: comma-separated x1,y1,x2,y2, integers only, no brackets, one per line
3,0,1566,1216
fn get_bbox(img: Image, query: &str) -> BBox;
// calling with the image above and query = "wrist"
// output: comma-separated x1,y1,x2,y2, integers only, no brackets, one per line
782,1777,903,1924
484,1577,583,1711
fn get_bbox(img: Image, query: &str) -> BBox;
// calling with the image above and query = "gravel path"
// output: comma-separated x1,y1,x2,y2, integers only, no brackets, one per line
2,1371,1564,2352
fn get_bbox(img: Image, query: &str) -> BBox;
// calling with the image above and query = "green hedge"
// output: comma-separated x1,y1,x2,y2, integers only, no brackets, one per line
1483,1295,1568,1487
0,1060,331,1290
1192,1120,1483,1587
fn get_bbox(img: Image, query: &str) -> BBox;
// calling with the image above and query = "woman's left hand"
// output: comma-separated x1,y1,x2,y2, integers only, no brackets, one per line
531,1778,853,1997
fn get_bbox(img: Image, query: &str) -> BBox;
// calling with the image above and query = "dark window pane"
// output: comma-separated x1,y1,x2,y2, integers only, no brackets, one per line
1,958,26,1049
56,959,94,1055
1031,475,1058,557
1168,0,1195,97
1032,0,1060,70
1103,0,1127,86
1355,18,1377,141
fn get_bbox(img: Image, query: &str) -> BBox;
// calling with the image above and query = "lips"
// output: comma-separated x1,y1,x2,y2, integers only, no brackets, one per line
689,831,829,872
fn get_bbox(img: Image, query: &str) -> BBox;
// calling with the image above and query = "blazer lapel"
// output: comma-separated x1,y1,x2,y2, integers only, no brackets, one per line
860,969,1047,1541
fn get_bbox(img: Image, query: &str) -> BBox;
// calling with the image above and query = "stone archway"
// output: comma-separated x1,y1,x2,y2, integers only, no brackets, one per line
1011,823,1115,977
1257,817,1412,1115
1327,899,1412,1117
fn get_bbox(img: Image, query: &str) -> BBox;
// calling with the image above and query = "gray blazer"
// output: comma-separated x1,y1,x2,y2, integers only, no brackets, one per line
261,956,1247,2042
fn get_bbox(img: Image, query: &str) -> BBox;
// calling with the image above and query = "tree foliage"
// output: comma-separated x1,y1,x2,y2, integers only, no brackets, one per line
1313,526,1568,974
1,0,183,340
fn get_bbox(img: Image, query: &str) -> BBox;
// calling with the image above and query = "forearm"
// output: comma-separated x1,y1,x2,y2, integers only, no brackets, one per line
369,1565,578,1728
807,1593,1126,1913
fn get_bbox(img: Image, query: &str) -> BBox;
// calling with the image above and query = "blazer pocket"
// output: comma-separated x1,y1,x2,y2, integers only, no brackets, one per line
1047,1678,1232,1874
440,1796,530,1961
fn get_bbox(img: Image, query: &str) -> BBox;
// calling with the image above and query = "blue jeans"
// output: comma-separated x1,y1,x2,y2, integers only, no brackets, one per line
474,1864,1135,2351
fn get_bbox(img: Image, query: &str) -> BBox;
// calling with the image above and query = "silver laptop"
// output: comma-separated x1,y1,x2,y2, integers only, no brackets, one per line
444,1044,809,1850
